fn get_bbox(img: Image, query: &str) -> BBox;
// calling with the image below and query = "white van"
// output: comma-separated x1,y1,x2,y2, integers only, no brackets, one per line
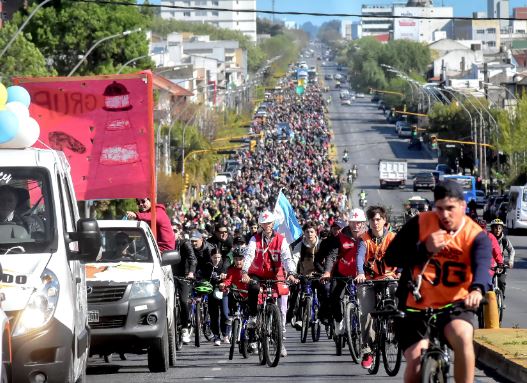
506,185,527,231
0,148,101,382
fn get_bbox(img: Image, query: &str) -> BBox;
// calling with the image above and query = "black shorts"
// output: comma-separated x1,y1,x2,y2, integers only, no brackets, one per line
396,309,476,352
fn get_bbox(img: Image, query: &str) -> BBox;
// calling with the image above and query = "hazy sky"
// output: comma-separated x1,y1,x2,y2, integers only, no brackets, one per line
256,0,527,25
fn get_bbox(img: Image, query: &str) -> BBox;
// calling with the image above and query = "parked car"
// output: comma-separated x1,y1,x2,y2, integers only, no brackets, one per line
339,90,350,99
398,126,413,138
87,220,180,372
341,98,351,106
489,195,507,220
413,172,436,191
435,163,452,175
395,120,409,134
475,190,487,208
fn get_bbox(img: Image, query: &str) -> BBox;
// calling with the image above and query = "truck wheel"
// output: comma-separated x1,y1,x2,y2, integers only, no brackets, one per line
168,317,177,367
148,321,169,372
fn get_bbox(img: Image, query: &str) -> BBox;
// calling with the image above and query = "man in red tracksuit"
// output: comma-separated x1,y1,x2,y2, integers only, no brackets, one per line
126,198,176,251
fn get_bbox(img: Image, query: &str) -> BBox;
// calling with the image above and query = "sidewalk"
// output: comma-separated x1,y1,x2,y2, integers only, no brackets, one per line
474,328,527,383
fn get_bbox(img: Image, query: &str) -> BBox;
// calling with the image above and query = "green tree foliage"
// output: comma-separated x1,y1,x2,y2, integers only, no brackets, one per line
257,18,284,36
150,18,266,72
317,20,341,46
496,96,527,175
14,0,152,76
0,22,53,82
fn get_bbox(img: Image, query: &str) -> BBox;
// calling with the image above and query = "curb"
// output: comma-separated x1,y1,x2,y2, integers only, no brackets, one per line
474,339,527,383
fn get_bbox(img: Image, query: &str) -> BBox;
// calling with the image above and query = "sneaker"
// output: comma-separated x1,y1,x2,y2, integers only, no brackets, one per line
281,345,287,357
334,320,344,336
223,336,230,344
247,316,257,329
249,342,258,353
293,320,302,330
214,337,221,346
361,353,373,369
182,328,191,344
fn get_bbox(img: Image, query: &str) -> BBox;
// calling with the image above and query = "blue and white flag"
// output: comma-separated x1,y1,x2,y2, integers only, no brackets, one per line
273,191,303,244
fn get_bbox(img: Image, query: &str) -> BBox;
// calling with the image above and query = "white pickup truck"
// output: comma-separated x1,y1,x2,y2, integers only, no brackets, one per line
379,159,408,189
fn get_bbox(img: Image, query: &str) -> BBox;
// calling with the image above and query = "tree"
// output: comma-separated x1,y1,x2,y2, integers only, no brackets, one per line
257,18,284,36
14,0,152,76
317,20,341,46
0,21,53,83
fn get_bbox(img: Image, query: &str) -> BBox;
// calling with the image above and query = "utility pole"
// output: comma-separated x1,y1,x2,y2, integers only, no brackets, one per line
483,63,489,100
272,0,275,23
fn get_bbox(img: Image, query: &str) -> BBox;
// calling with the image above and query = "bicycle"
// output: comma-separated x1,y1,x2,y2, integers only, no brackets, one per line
341,277,361,364
363,279,402,377
491,264,508,324
228,287,250,360
299,274,322,343
401,301,481,383
189,280,213,347
251,279,284,367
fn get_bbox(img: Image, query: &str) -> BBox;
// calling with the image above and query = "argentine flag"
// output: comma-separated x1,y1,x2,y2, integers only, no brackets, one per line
273,191,303,244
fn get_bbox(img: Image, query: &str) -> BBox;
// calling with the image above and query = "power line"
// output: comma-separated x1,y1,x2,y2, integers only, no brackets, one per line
74,0,526,21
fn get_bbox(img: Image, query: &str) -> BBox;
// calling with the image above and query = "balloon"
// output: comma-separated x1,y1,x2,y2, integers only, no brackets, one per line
0,117,40,148
0,83,7,106
0,110,19,144
5,101,29,121
6,86,31,108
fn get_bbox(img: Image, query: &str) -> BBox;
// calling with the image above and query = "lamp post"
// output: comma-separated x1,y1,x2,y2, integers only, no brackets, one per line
0,0,53,61
67,28,142,77
117,54,150,74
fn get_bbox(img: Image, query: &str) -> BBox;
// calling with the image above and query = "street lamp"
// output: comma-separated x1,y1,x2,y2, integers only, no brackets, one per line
117,54,150,74
67,28,142,77
0,0,53,60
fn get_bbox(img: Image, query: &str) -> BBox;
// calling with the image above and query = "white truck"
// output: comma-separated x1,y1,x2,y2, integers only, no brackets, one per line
379,159,408,189
0,147,101,382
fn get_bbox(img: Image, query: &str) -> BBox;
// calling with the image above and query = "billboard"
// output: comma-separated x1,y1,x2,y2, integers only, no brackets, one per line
14,72,155,201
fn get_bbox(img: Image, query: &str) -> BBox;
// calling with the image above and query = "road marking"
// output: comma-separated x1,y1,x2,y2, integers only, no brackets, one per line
217,360,228,364
203,377,214,381
212,367,221,371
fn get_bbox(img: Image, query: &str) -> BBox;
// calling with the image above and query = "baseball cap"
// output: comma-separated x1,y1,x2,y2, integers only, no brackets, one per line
434,179,465,202
190,230,203,241
331,219,347,229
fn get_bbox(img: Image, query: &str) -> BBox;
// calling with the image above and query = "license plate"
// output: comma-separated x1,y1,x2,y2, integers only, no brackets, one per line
88,310,99,323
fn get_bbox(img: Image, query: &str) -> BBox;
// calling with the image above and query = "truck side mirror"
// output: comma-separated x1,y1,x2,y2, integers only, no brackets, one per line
161,250,181,267
68,218,101,262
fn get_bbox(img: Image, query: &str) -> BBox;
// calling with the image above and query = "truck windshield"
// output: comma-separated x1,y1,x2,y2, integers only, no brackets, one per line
98,228,152,262
0,168,54,252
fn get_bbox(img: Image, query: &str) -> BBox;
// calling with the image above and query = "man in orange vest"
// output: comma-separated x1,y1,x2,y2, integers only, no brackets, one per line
241,210,298,356
355,205,397,369
385,180,491,383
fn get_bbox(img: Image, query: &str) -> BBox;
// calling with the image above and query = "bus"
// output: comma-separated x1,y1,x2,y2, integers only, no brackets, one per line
506,185,527,231
443,175,477,204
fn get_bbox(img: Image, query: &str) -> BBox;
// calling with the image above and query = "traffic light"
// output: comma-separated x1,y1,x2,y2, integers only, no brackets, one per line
430,135,438,149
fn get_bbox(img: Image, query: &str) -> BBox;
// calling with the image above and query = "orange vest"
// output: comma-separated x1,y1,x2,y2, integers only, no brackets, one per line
362,230,396,280
407,212,481,309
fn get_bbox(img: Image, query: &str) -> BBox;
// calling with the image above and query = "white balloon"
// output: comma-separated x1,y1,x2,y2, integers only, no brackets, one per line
0,117,40,148
5,101,29,121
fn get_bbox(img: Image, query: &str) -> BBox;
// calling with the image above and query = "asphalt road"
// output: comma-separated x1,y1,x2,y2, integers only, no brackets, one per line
85,65,517,382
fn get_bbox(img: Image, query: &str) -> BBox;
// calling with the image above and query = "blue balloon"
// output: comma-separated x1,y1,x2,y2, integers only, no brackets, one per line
7,86,31,108
0,110,19,144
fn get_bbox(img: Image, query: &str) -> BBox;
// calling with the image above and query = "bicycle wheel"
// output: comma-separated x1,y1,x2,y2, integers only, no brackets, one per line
301,297,312,343
344,302,360,364
382,317,402,376
368,319,381,375
421,354,447,383
194,301,201,347
257,312,266,365
229,318,240,360
495,289,504,324
202,301,213,341
263,304,283,367
311,304,321,342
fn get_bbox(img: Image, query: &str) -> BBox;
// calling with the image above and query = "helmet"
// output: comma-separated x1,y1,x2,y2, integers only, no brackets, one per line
258,210,275,224
407,208,419,218
490,218,505,227
232,246,246,258
194,281,213,294
477,219,488,229
349,208,366,222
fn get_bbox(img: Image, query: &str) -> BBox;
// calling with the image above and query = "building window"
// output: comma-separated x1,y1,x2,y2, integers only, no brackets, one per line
518,29,526,34
195,0,207,5
476,29,485,34
487,41,496,47
487,28,496,34
195,10,207,16
183,11,191,16
212,0,219,5
212,11,219,16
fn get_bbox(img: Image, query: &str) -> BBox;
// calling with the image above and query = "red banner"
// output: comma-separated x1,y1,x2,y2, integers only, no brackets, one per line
14,73,155,201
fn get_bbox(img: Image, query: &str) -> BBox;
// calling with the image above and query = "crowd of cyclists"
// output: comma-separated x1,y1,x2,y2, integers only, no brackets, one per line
127,79,516,382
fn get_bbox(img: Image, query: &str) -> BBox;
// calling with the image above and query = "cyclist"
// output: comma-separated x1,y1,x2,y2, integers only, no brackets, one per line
359,189,366,202
241,210,298,357
384,179,491,383
289,221,330,329
328,208,366,335
209,220,234,258
476,219,503,277
220,247,249,321
172,227,197,345
490,218,515,296
356,205,397,369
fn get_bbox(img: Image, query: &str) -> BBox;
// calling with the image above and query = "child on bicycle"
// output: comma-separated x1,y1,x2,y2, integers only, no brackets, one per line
203,251,229,346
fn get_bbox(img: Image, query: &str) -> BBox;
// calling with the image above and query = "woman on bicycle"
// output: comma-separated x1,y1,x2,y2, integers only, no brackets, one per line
384,180,492,383
490,218,515,296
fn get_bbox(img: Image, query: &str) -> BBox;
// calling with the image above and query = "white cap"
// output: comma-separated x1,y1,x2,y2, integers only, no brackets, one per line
348,208,366,222
258,210,275,224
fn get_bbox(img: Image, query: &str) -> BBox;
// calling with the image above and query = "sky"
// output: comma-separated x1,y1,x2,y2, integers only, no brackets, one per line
256,0,527,25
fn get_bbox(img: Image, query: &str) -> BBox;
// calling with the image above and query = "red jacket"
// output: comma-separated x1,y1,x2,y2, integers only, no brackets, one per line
223,266,248,298
336,229,359,277
136,203,176,252
487,232,503,275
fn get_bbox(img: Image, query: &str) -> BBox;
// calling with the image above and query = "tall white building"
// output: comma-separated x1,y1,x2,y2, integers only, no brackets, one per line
393,4,453,42
361,4,399,37
160,0,257,42
488,0,510,31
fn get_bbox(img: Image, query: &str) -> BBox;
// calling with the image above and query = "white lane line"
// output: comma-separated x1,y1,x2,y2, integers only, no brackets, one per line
217,360,228,364
212,367,221,371
203,377,214,381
